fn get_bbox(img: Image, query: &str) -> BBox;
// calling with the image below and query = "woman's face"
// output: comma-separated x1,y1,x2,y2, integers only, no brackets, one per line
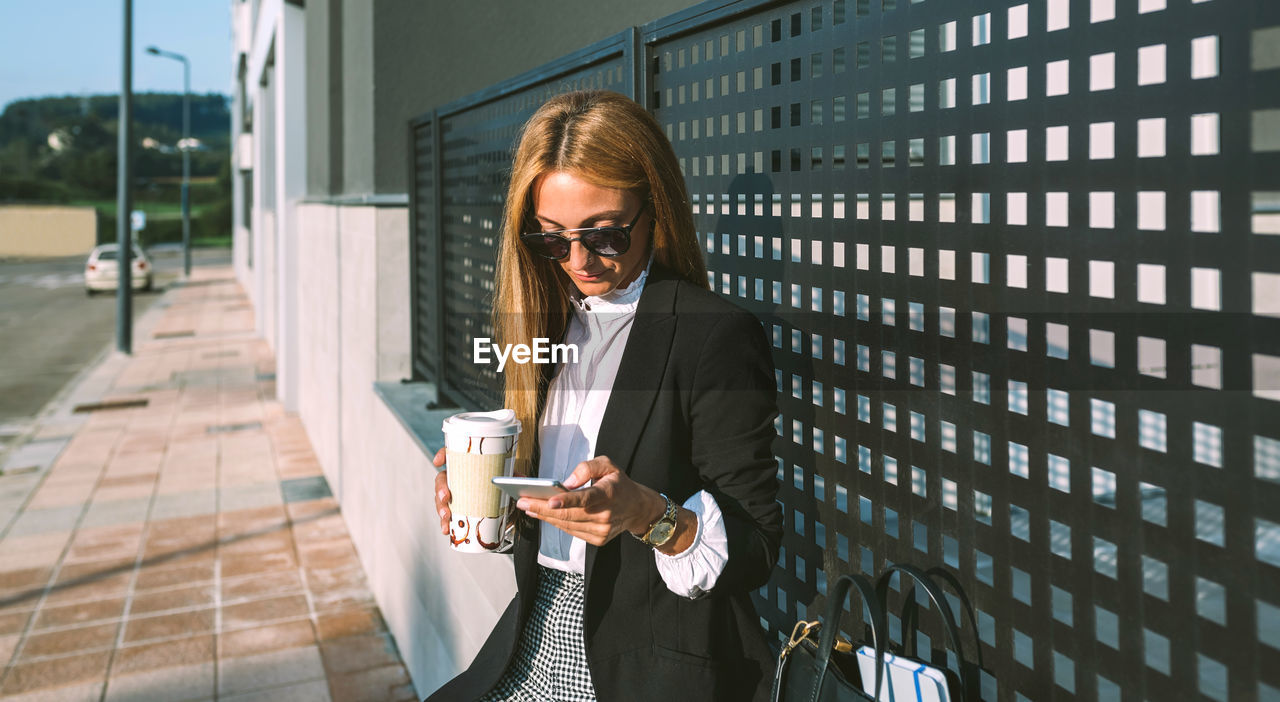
531,171,651,298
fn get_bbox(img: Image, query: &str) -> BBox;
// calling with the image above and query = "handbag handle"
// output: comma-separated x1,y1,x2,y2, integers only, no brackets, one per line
808,573,885,702
877,563,973,701
924,566,984,671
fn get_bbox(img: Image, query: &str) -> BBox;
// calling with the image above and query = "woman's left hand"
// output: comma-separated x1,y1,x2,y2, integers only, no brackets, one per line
517,455,665,546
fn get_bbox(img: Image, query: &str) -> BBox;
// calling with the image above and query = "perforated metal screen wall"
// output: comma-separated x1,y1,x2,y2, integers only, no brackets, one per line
411,2,1280,699
411,39,632,409
411,118,438,383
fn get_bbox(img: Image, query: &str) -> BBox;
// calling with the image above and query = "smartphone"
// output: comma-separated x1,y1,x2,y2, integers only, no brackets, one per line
491,476,569,500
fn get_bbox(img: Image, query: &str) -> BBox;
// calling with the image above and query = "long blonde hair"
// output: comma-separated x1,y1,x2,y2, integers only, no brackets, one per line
494,90,707,469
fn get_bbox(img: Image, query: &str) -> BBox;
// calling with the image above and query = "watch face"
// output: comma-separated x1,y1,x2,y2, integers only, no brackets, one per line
649,521,676,546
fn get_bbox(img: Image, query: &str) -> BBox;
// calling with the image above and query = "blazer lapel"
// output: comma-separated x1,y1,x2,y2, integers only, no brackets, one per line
584,265,679,587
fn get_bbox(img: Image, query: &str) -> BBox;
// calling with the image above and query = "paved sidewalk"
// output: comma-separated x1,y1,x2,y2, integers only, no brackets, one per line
0,267,417,702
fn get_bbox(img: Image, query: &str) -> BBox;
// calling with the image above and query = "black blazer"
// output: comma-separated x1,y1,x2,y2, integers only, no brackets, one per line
426,265,782,701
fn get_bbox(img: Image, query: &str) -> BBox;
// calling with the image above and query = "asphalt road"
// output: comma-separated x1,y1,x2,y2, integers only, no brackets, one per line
0,247,232,442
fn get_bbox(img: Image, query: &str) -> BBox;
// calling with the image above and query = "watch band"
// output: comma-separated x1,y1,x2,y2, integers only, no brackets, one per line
634,493,678,548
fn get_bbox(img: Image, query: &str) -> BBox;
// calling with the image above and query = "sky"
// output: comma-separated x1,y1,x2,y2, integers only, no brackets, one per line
0,0,232,111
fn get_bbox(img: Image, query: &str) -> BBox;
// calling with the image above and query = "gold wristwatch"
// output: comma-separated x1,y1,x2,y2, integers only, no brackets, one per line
635,493,678,548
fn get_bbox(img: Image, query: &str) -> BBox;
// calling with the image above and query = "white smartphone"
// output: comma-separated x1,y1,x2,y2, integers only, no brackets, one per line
491,476,569,500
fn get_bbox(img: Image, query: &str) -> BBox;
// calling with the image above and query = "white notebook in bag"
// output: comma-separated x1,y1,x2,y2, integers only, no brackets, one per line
856,646,953,702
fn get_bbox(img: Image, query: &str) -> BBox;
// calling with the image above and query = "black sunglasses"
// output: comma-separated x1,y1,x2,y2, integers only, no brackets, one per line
519,207,644,260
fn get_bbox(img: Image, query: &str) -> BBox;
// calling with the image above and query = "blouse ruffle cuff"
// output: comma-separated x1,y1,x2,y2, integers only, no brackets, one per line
652,490,729,599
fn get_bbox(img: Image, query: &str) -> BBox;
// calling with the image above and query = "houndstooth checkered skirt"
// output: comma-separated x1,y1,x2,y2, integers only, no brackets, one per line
477,565,597,702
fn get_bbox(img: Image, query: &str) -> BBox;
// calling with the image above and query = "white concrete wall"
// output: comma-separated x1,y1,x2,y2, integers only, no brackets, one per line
257,208,277,352
337,205,376,509
232,171,251,289
231,38,250,288
234,5,517,694
245,0,283,355
296,203,341,487
364,397,518,695
231,170,249,287
289,201,515,697
375,207,411,382
273,2,306,413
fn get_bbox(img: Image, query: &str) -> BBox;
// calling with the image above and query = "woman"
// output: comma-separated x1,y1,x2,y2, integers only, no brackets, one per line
426,90,781,701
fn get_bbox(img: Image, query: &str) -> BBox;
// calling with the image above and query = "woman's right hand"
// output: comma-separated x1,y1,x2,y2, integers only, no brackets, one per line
433,447,451,536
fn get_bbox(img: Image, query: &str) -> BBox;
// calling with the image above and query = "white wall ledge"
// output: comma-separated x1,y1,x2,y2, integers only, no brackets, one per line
372,380,461,458
302,193,410,207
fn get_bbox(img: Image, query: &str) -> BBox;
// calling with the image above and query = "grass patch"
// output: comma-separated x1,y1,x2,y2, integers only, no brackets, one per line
72,199,210,219
190,236,232,248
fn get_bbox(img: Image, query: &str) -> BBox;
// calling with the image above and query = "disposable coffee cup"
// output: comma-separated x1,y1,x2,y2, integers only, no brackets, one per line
441,409,521,553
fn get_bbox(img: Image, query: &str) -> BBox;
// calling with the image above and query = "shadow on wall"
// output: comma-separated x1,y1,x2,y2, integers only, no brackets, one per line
712,171,828,627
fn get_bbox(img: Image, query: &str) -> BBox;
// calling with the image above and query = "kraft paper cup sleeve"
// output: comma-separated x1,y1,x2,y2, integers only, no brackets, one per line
446,450,507,518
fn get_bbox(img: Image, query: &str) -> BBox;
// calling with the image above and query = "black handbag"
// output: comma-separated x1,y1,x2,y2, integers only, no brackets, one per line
770,573,887,702
773,564,985,702
876,563,981,702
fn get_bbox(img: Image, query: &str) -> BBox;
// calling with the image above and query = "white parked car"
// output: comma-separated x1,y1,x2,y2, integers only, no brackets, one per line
85,244,153,295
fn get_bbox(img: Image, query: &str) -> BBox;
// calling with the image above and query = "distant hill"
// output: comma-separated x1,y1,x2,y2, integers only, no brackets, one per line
0,93,232,246
0,93,230,151
0,93,231,202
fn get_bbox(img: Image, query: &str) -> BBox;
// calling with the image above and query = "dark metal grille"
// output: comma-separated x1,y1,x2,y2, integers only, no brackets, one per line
652,1,1280,699
411,118,439,382
412,3,1280,699
411,36,633,410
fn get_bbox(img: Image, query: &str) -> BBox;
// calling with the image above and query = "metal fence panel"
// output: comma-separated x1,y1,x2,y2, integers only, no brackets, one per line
435,60,631,411
651,1,1280,699
410,115,439,383
410,34,633,407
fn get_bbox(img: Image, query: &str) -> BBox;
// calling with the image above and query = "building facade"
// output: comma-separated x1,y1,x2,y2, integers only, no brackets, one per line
230,0,697,696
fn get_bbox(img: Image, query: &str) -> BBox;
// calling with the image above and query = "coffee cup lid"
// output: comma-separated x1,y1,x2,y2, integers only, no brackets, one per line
442,409,522,437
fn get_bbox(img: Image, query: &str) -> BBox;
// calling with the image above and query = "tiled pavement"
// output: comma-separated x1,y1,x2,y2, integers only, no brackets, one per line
0,267,418,702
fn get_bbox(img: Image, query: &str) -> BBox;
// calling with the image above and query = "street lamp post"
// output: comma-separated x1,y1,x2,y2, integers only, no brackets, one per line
145,45,191,278
117,0,134,354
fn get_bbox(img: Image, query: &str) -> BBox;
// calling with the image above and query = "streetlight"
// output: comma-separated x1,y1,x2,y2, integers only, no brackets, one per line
118,0,134,354
145,45,191,278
